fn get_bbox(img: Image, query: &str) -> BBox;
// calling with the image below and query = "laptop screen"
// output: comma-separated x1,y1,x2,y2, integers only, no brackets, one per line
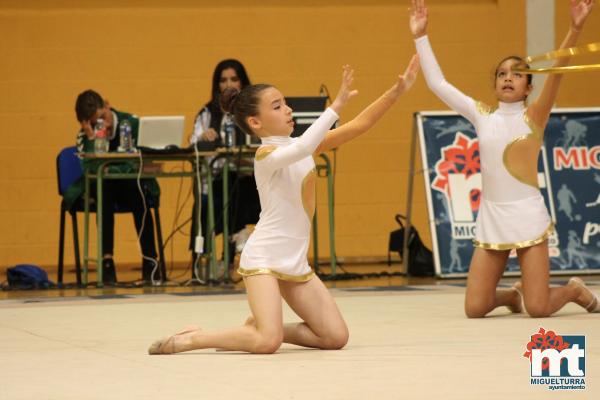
285,96,329,138
137,116,185,149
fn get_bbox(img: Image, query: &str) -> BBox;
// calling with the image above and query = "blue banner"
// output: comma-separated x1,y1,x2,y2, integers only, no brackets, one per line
417,109,600,277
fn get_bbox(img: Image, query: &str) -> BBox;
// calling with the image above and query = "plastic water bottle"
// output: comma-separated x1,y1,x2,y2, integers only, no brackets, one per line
222,114,236,147
118,119,133,152
94,119,109,153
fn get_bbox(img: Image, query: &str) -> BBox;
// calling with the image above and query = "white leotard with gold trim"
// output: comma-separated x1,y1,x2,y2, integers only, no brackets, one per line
239,108,339,280
416,35,553,250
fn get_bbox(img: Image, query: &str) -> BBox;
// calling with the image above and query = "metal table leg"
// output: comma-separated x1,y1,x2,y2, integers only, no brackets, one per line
222,158,230,282
83,169,91,285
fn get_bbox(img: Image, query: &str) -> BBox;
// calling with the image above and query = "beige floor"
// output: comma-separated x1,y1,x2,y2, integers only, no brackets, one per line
1,281,599,400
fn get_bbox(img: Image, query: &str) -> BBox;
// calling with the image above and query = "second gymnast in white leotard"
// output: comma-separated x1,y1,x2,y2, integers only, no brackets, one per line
410,0,599,318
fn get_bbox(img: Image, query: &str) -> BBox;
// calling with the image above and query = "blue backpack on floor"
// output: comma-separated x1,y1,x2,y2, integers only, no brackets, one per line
6,264,54,290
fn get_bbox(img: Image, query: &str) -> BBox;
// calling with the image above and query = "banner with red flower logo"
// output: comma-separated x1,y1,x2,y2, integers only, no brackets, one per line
415,109,600,276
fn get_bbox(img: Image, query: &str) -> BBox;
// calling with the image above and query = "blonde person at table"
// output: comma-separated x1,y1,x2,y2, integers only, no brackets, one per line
149,57,420,355
189,59,261,263
410,0,599,317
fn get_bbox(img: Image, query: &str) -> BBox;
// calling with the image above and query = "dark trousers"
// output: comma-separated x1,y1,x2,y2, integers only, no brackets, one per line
189,172,260,252
92,180,158,259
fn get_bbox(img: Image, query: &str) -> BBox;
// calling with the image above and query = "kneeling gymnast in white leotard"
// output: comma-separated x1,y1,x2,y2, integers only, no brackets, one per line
410,0,599,318
149,57,420,354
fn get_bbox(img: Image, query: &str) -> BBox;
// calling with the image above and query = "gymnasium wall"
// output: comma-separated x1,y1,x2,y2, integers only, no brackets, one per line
0,0,598,272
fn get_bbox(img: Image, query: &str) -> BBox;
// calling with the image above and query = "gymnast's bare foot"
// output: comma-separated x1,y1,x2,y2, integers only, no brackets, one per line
569,277,600,313
507,281,523,313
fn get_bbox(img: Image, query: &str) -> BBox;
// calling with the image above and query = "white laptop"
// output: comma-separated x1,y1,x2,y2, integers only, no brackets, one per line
137,116,185,149
245,133,261,147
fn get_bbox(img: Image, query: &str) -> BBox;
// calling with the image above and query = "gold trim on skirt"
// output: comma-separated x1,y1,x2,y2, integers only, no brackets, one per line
237,267,315,282
473,223,554,251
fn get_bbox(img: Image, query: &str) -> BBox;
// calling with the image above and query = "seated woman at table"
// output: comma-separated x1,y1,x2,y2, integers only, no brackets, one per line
189,59,261,263
64,89,160,285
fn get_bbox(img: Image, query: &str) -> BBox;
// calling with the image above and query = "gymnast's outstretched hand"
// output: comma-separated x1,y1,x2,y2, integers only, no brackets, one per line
330,65,359,115
389,55,420,100
409,0,428,39
570,0,594,31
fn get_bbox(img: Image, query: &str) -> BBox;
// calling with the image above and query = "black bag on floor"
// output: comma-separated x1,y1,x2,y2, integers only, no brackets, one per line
387,214,435,277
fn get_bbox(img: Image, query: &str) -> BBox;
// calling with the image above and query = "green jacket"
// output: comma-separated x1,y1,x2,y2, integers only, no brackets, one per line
62,108,160,208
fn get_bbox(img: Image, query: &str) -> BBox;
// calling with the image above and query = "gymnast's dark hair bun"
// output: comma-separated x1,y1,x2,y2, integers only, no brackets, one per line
220,87,240,114
218,84,273,135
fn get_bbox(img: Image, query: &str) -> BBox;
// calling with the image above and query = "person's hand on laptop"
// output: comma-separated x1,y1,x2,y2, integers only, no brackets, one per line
200,128,218,141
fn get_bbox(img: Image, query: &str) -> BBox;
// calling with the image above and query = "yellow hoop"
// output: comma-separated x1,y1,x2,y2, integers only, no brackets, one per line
512,42,600,74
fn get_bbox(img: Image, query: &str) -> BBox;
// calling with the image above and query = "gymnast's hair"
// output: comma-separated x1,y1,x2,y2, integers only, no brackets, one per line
220,84,273,135
494,56,533,85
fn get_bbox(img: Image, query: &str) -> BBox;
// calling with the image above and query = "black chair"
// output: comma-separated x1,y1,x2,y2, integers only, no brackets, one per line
56,146,166,285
